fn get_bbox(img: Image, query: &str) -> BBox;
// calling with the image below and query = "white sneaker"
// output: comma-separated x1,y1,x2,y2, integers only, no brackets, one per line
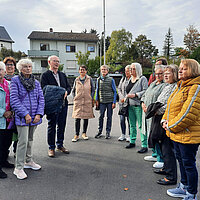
144,155,157,162
153,161,164,168
24,161,41,170
13,168,27,180
118,134,126,141
126,136,130,142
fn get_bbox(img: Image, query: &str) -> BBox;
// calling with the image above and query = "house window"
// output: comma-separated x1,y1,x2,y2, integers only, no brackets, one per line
40,43,49,51
66,44,75,52
66,60,76,69
0,44,3,48
41,60,48,68
88,44,95,52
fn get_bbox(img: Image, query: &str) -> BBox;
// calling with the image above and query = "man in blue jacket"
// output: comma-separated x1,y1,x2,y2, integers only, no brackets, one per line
41,55,71,157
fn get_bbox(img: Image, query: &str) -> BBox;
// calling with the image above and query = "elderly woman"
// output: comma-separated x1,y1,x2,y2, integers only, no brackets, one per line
141,65,166,168
147,65,178,185
71,65,95,142
0,62,14,179
10,59,44,180
163,59,200,200
125,63,148,152
118,65,131,141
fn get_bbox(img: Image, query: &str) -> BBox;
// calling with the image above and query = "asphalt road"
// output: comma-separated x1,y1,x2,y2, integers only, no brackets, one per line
0,104,200,200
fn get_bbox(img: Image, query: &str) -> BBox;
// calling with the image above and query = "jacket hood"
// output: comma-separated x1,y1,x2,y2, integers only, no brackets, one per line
178,76,200,87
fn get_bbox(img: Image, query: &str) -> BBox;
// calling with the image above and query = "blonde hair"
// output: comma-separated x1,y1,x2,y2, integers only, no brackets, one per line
181,59,200,78
165,64,179,82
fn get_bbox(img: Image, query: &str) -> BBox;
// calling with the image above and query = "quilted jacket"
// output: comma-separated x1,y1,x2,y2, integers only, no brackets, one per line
162,76,200,144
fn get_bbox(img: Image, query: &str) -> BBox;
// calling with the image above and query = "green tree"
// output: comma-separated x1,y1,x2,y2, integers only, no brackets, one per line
0,47,25,61
75,51,90,66
122,43,139,62
106,28,132,64
87,56,100,75
190,46,200,63
184,25,200,52
133,34,158,66
163,28,174,57
174,47,190,58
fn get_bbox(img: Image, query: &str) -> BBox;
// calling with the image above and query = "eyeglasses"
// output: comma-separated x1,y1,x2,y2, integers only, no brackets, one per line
155,73,163,76
23,65,32,69
6,64,14,67
130,68,136,71
79,69,86,71
52,60,60,63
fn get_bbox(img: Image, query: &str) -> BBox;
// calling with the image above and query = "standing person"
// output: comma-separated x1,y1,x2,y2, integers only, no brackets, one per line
10,59,44,180
71,65,95,142
125,63,148,153
3,57,18,156
162,59,200,200
0,62,14,179
41,55,71,157
141,65,166,168
95,65,117,139
118,65,131,141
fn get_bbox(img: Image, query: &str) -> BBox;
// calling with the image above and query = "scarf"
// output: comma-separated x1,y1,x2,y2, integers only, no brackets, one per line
19,72,35,91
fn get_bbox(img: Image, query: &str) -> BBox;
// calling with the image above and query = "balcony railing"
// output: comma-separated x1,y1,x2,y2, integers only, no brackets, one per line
28,50,59,58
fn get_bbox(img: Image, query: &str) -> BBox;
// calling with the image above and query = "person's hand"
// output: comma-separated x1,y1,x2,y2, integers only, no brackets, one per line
142,102,147,113
127,94,135,98
33,114,41,124
120,98,125,103
112,103,116,109
162,121,168,131
96,100,99,108
3,111,12,119
64,91,68,99
25,114,32,124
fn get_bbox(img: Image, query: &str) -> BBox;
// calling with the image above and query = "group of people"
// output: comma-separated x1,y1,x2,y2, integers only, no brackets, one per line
0,54,200,200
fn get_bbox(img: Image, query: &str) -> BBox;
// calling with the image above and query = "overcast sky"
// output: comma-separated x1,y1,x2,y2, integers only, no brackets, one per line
1,0,200,54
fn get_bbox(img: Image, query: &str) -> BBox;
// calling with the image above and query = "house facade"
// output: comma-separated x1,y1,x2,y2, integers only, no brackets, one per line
28,28,99,76
0,26,14,50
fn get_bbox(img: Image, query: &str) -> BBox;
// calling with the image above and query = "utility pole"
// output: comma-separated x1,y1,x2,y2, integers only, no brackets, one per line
103,0,106,65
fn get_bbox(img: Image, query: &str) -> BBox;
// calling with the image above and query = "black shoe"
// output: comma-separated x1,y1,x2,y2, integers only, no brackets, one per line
105,132,111,139
0,169,7,179
95,132,102,139
125,143,135,149
137,147,148,153
2,161,14,168
157,178,177,185
154,168,167,175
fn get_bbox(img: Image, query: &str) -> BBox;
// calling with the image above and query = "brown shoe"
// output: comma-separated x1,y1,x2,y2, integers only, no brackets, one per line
48,149,55,157
57,147,70,154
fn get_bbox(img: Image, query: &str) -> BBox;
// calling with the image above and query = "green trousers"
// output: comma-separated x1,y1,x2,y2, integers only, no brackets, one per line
128,105,147,148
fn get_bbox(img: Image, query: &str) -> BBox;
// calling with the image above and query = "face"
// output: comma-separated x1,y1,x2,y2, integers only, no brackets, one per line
125,68,131,78
101,67,108,77
0,66,6,81
5,61,15,75
155,60,162,65
79,67,87,77
178,62,191,81
21,64,32,77
130,65,137,77
155,68,164,83
164,69,174,84
49,56,60,70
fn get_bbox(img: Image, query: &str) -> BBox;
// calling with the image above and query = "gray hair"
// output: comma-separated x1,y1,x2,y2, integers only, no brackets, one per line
0,61,6,71
17,59,33,72
125,65,131,70
48,55,59,62
131,62,143,78
100,65,109,71
165,64,179,82
154,64,165,72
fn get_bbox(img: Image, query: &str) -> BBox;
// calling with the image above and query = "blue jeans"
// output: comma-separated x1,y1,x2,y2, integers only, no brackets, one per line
98,103,113,133
173,141,199,195
120,115,130,135
47,104,68,150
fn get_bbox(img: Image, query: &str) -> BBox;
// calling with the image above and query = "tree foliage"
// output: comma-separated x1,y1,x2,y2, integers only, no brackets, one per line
190,46,200,63
174,47,190,58
0,47,25,61
163,28,174,57
106,28,132,63
184,25,200,52
75,51,90,66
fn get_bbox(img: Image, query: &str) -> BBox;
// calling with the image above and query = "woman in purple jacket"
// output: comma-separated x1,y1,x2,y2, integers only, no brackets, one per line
10,59,44,180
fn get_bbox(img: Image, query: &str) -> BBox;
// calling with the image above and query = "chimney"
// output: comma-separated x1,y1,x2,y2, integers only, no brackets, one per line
49,28,53,32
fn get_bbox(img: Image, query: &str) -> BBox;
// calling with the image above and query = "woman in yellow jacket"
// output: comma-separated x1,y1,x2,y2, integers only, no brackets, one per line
162,59,200,200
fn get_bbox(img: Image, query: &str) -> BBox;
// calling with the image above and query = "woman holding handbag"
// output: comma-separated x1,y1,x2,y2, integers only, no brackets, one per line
125,63,148,153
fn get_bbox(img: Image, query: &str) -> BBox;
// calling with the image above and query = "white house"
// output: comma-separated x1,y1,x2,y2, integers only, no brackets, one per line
0,26,14,50
28,28,99,76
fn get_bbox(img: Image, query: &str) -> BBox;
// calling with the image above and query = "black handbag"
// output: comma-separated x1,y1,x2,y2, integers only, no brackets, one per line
118,105,129,117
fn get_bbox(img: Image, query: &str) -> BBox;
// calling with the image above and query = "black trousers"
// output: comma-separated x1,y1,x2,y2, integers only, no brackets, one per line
75,119,88,136
0,129,13,168
159,136,177,181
